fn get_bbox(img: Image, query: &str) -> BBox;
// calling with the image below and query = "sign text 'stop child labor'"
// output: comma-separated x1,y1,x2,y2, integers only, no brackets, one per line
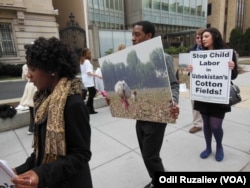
190,49,233,104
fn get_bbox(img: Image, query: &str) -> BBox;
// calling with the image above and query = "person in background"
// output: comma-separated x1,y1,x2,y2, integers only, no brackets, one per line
132,21,179,188
187,28,204,134
21,64,37,135
94,66,111,105
11,37,93,188
80,48,102,114
94,67,105,97
188,27,238,161
16,44,37,135
117,44,126,51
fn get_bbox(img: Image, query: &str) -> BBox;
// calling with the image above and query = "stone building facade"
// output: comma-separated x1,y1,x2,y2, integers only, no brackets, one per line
0,0,59,64
2,0,250,65
207,0,250,43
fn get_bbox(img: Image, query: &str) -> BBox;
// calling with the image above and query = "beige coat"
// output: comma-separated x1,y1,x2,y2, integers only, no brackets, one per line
20,64,37,107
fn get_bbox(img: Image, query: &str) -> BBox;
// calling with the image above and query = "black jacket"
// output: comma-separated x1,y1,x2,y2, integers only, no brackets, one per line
15,95,93,188
187,44,201,53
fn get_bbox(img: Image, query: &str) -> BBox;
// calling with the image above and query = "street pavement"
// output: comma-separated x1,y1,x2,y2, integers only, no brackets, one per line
0,68,250,188
0,80,26,100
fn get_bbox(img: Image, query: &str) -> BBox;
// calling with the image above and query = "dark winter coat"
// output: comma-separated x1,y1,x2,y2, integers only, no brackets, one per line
15,95,93,188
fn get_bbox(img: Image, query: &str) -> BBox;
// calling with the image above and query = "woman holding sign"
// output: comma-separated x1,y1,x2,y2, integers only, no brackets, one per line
188,27,238,161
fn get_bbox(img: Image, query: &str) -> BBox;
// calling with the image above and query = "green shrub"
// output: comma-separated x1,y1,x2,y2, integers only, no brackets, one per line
0,63,22,77
164,46,188,54
229,27,250,56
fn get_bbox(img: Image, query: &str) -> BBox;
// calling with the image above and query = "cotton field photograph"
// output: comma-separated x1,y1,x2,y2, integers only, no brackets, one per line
98,37,175,123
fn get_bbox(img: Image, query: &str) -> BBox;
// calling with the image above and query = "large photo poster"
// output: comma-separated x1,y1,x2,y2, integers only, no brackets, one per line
98,36,175,123
190,49,233,104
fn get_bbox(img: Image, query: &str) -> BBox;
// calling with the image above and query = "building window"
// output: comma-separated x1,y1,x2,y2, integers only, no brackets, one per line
207,3,212,16
0,23,16,56
144,0,152,8
152,0,160,10
162,1,168,11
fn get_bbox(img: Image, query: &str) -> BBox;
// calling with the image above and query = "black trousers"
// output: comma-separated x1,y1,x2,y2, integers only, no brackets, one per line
28,107,34,132
86,86,96,112
136,120,167,182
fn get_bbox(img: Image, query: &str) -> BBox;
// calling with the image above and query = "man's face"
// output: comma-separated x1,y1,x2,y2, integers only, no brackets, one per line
195,34,202,47
132,25,152,45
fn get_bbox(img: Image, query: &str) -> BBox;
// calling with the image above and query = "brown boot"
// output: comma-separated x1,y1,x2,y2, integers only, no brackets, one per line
189,126,202,133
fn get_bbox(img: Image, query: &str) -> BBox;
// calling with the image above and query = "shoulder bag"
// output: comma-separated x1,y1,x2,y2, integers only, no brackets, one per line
229,81,242,106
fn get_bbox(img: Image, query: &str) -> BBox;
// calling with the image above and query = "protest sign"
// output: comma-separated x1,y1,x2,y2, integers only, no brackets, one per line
190,49,233,104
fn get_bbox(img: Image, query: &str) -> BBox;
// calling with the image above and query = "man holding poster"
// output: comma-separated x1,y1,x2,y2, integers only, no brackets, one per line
132,21,179,188
187,27,238,162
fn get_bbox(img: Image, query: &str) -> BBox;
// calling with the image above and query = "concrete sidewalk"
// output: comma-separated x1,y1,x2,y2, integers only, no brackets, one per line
0,72,250,188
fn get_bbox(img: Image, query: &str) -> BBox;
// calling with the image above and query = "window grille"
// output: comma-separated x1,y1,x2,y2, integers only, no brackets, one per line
0,23,17,56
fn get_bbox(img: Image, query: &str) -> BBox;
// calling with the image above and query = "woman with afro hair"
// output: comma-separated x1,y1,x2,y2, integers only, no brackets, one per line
11,37,93,188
